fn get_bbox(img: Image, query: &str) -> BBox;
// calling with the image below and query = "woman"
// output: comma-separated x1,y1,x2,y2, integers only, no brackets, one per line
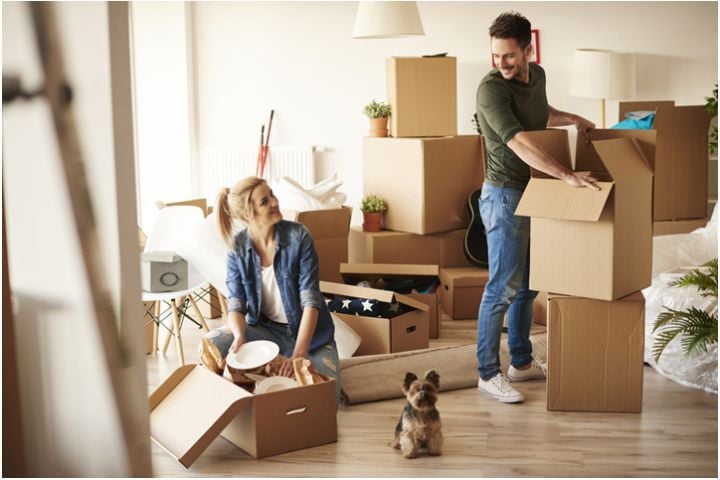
204,176,341,402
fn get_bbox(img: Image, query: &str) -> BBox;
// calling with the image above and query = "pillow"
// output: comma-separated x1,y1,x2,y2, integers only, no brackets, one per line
611,110,656,130
331,313,361,359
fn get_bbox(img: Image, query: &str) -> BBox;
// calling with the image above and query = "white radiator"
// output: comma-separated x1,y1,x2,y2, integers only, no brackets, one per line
202,145,315,200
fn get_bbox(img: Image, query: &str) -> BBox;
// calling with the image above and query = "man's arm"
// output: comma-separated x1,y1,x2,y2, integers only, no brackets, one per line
547,105,595,143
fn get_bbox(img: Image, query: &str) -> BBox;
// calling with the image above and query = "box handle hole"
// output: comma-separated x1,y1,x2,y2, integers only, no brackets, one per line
405,325,416,334
286,406,307,416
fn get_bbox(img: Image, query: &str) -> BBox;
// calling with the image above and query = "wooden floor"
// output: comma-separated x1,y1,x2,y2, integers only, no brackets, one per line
146,315,718,477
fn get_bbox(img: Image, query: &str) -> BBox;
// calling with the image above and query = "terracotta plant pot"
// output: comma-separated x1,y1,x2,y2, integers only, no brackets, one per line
362,211,383,232
368,117,389,137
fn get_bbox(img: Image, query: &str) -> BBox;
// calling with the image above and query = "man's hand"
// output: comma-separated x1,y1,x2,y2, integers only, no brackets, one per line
563,170,601,191
573,115,595,144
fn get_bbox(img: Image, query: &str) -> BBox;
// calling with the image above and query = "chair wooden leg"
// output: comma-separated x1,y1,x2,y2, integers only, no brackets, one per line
152,301,160,356
169,299,185,366
188,296,209,332
161,302,174,354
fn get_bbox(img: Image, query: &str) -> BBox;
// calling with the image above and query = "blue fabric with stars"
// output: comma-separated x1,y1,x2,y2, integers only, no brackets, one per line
325,297,409,318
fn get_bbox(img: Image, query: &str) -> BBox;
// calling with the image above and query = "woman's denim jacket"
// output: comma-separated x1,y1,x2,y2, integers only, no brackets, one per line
225,220,334,352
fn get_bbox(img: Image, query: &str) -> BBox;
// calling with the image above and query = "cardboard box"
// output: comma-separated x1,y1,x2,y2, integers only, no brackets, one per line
547,292,645,413
532,291,548,326
150,364,337,467
515,130,653,301
363,136,484,235
618,101,711,221
320,280,429,355
282,206,352,283
349,227,470,267
653,218,707,236
438,267,490,320
386,56,457,138
339,263,441,339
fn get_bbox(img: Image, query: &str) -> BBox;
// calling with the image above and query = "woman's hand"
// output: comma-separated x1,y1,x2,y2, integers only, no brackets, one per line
229,334,245,354
279,355,304,378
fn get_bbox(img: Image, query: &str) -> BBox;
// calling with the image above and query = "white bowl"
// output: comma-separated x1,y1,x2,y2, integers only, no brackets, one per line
254,376,298,394
226,340,279,371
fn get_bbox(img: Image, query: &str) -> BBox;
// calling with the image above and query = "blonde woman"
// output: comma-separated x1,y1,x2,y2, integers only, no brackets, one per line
204,176,341,402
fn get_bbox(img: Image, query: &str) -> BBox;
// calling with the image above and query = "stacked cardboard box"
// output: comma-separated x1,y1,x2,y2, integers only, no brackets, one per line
516,129,654,412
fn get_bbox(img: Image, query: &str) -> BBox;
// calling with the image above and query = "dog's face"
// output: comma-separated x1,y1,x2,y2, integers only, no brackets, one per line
402,370,440,412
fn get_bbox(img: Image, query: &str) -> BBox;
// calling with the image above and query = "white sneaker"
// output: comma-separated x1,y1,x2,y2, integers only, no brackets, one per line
477,373,525,403
507,357,547,382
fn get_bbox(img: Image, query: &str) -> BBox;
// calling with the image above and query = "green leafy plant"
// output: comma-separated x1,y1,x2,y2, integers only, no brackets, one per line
705,84,717,154
363,100,391,119
360,194,387,213
652,258,718,362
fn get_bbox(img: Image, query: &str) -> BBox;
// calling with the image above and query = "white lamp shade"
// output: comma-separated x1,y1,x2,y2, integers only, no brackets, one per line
353,1,425,39
569,49,636,100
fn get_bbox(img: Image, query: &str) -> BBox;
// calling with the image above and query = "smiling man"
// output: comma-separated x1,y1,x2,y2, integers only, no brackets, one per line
474,12,599,404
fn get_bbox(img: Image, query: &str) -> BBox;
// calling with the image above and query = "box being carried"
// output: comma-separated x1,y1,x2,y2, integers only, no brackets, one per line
363,135,484,235
386,56,457,138
340,262,441,339
547,292,645,413
320,280,429,355
149,365,337,467
515,130,653,301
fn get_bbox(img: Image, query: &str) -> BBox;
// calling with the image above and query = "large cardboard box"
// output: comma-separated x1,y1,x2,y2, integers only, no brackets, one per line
618,101,711,221
515,130,653,301
283,206,352,283
150,365,337,467
349,227,470,267
547,293,645,413
439,267,490,320
340,263,441,339
363,136,484,235
653,218,707,236
386,56,457,138
320,280,429,355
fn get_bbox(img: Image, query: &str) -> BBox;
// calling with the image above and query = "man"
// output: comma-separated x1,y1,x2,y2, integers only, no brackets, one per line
475,11,599,403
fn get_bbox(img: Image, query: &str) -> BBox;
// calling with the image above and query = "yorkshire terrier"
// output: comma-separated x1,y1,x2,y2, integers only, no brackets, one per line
391,370,443,459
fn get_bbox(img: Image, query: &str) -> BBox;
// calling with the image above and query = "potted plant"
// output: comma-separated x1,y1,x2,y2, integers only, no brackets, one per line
363,99,392,137
705,84,717,154
360,194,387,232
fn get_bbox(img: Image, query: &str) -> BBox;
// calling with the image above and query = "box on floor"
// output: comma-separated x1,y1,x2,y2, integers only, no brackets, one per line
386,56,457,138
282,206,352,283
618,101,710,221
150,365,337,467
349,227,470,268
516,129,653,301
363,135,484,235
546,292,645,413
320,280,429,355
439,267,490,320
340,262,441,339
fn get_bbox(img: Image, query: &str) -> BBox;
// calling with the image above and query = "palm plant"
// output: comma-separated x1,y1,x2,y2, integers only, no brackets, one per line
706,84,717,154
652,258,718,362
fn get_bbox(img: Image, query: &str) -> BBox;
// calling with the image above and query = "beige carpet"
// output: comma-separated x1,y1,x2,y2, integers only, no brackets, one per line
340,331,547,404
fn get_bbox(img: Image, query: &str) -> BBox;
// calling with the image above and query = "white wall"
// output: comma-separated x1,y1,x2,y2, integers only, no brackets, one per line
189,1,717,224
2,2,150,476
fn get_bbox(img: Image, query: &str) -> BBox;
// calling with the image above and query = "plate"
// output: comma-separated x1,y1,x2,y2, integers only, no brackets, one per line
254,376,298,394
226,340,279,371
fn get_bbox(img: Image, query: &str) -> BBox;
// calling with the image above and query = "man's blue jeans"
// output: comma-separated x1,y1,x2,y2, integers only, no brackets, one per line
476,182,538,381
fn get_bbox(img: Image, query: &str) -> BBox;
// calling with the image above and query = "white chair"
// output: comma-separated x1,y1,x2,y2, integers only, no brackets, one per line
143,205,209,365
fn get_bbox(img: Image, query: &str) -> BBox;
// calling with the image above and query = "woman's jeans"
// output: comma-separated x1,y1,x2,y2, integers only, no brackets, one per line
205,317,342,403
476,182,538,381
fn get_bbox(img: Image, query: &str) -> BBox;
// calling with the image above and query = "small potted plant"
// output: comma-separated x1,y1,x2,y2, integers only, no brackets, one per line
360,194,387,232
363,99,392,137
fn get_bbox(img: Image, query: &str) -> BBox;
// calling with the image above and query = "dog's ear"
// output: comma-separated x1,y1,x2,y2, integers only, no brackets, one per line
402,372,418,393
424,370,440,389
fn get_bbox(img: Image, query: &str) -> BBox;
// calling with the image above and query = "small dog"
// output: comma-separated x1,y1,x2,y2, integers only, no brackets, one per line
391,370,443,458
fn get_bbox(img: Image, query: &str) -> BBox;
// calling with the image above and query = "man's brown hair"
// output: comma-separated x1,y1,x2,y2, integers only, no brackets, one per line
489,12,531,49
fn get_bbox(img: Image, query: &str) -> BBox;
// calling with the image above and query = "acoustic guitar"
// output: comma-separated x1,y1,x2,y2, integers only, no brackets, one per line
464,115,489,268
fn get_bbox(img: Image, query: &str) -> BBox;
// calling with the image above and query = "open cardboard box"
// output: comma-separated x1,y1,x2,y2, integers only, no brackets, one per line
547,292,645,413
320,280,429,355
149,364,337,467
438,267,490,320
339,262,441,339
515,130,653,301
282,206,352,283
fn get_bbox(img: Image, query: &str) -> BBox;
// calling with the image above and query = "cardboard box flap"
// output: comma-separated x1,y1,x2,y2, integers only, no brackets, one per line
320,280,428,312
592,138,653,179
281,206,352,239
619,100,675,131
672,105,711,135
575,129,657,172
150,365,253,468
515,178,614,221
340,263,439,282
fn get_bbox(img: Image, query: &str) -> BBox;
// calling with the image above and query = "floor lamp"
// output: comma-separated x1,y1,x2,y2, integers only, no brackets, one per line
569,49,636,128
352,1,425,39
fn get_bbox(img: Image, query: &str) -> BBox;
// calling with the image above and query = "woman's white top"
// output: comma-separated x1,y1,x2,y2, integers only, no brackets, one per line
261,265,288,324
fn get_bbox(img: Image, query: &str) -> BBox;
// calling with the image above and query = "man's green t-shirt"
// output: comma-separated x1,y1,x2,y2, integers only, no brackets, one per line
475,62,549,190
